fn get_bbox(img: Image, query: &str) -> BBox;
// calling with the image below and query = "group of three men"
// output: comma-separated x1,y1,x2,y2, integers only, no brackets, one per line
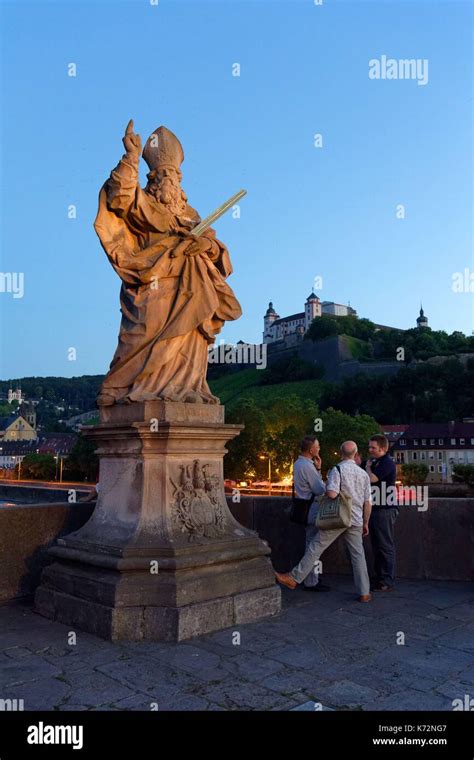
275,434,398,602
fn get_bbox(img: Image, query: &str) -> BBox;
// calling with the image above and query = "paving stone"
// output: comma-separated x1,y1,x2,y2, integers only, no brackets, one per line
327,609,373,629
308,625,388,668
446,602,474,622
40,647,127,673
291,700,335,711
3,647,35,660
118,641,177,658
190,628,266,658
363,688,448,711
435,624,474,653
194,680,295,711
414,587,474,610
338,662,444,698
339,643,474,696
457,664,474,685
260,669,333,699
150,694,211,711
0,675,71,710
108,693,163,711
365,611,465,642
263,642,330,670
306,679,381,709
0,653,62,687
220,651,286,682
96,656,203,698
150,644,228,680
55,670,137,707
434,679,474,704
111,691,212,711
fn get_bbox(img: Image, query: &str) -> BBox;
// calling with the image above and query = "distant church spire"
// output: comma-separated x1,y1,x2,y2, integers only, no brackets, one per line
416,303,428,329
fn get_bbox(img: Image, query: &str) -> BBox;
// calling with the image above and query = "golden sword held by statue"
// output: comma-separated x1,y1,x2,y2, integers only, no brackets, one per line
191,189,247,237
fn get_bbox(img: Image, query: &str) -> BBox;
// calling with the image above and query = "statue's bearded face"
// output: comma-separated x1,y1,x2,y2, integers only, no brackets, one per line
147,168,187,213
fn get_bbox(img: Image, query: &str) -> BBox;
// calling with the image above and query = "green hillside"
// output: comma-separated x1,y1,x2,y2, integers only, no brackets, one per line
209,368,327,412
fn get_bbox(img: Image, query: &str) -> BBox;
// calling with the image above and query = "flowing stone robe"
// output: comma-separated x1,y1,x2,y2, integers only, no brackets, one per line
94,155,242,404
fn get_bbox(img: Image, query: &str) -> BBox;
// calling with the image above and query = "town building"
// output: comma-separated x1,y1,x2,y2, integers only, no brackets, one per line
0,433,77,470
0,414,37,442
7,384,24,405
391,421,474,483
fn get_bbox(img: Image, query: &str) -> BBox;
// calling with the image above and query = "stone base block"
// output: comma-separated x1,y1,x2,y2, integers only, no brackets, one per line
35,585,281,642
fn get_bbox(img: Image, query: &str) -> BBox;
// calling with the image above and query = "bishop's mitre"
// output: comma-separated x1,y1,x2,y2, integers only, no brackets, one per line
142,126,184,171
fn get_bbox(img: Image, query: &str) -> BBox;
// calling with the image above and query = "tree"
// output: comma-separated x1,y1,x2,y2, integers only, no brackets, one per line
305,316,340,340
264,395,319,478
224,394,379,482
20,454,56,480
260,354,324,385
401,463,428,485
224,395,318,480
224,399,267,480
452,465,474,488
317,407,380,474
320,359,474,423
0,403,15,417
64,435,99,482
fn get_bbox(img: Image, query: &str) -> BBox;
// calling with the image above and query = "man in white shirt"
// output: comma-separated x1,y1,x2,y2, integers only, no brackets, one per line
292,435,330,591
277,441,372,601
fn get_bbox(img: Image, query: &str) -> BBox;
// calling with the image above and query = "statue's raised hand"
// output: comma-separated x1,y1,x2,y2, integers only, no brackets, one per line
123,119,142,157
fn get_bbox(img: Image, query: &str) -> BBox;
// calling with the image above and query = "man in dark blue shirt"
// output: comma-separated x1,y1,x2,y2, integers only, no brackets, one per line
365,434,398,591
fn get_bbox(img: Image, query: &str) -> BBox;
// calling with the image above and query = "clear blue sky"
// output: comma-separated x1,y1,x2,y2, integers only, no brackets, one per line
0,0,472,379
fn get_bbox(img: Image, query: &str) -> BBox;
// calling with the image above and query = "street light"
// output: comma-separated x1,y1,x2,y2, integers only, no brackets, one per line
259,454,272,495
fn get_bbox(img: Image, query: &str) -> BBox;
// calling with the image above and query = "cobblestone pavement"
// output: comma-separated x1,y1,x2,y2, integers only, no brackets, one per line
1,577,473,711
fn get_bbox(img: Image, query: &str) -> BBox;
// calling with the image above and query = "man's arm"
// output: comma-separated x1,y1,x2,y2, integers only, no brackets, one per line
362,473,372,535
362,500,372,536
326,466,340,499
306,464,325,497
80,487,97,503
365,460,379,483
366,456,395,484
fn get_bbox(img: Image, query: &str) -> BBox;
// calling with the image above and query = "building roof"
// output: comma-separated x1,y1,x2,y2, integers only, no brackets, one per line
38,433,77,454
0,440,38,456
0,433,77,456
381,424,410,444
0,414,23,430
306,292,320,302
373,323,402,331
265,301,278,316
272,312,305,326
392,422,474,449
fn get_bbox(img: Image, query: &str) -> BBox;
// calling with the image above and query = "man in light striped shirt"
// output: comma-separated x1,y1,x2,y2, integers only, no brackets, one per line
278,441,372,601
292,435,330,592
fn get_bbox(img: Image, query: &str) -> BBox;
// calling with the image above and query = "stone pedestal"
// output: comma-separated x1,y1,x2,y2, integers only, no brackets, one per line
35,401,281,640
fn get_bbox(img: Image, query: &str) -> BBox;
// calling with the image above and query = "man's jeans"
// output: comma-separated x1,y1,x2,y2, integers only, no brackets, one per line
304,500,320,587
369,507,398,587
290,525,370,596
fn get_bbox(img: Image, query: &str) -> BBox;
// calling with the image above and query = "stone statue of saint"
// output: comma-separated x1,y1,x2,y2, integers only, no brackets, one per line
94,121,242,406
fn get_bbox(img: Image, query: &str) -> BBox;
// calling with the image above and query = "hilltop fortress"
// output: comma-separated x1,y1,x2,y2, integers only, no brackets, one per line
258,295,430,381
